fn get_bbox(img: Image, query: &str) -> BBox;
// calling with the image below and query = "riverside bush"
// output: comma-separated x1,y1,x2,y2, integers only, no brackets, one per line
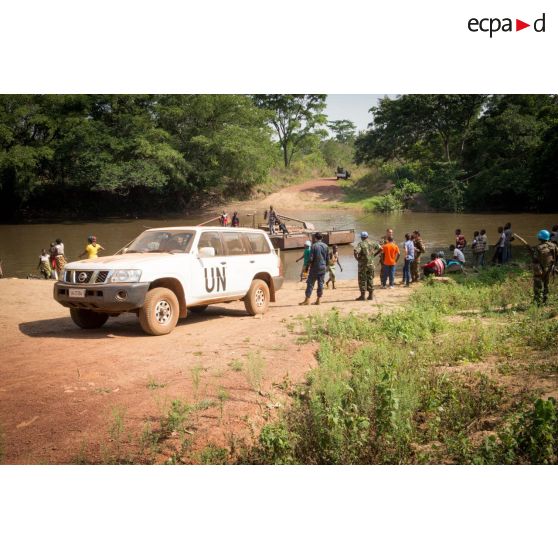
477,398,558,464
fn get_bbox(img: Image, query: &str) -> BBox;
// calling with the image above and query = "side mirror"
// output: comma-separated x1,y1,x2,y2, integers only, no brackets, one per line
198,246,215,258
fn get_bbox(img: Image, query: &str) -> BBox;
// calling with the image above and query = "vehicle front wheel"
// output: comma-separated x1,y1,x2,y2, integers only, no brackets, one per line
70,308,109,329
244,279,270,316
139,287,179,335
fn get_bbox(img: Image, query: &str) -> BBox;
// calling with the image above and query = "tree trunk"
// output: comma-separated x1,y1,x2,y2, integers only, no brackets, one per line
282,140,289,167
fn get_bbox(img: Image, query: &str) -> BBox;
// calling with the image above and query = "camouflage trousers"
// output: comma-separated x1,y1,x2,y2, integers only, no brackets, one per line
534,270,551,305
358,265,374,293
411,255,421,282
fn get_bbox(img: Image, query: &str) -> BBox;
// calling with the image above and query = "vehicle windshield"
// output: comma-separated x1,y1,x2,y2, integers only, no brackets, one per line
125,230,194,254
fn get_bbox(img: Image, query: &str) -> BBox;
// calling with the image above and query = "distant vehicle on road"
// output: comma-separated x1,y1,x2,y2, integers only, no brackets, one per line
53,227,283,335
335,167,351,180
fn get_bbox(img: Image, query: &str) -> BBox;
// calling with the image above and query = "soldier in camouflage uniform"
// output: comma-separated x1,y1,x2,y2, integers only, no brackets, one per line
531,230,558,305
411,230,425,282
353,231,380,300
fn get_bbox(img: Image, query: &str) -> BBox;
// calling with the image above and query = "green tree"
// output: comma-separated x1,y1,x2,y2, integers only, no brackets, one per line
328,119,356,143
463,95,557,210
0,95,56,220
252,94,327,167
0,94,277,218
320,139,354,170
355,94,486,166
157,94,275,202
532,111,558,209
53,94,183,195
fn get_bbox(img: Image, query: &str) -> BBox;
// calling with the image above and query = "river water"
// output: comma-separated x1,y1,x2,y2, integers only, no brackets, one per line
1,209,556,281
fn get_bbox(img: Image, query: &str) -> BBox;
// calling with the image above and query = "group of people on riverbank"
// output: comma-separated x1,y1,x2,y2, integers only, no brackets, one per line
299,221,558,306
218,211,240,227
22,218,558,307
219,206,290,235
35,236,104,280
36,239,66,280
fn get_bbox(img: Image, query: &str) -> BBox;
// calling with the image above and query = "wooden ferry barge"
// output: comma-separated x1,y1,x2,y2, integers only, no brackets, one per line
266,229,355,250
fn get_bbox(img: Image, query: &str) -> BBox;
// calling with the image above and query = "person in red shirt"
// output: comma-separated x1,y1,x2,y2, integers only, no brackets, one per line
380,236,400,288
455,229,467,250
423,253,445,277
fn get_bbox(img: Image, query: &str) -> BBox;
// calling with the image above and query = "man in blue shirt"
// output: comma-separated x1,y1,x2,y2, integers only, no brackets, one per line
300,232,329,305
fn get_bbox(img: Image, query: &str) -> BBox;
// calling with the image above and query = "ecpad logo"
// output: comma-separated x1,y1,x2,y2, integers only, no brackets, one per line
468,13,546,37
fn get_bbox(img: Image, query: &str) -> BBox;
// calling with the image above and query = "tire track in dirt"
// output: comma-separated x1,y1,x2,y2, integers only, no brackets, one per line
0,276,414,463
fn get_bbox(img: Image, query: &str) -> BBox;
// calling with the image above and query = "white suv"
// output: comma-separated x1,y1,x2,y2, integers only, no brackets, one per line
54,226,284,335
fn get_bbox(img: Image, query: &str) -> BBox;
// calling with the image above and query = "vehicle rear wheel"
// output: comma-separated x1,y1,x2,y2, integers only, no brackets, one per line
70,308,109,329
189,305,208,314
244,279,270,316
139,287,179,335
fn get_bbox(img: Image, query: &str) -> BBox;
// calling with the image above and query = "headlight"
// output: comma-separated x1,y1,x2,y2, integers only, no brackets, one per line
110,269,142,283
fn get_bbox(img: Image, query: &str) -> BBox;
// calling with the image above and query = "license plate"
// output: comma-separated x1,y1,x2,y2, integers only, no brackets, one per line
69,289,86,298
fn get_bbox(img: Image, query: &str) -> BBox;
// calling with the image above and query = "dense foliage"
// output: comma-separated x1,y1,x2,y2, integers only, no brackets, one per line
354,94,558,212
0,95,282,220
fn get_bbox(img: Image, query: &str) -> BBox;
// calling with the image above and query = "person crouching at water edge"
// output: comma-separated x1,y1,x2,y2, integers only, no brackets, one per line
79,235,105,259
300,232,328,306
422,253,445,277
446,244,465,273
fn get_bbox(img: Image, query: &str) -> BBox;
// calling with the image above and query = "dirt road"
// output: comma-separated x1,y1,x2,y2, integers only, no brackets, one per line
235,176,349,211
0,277,414,463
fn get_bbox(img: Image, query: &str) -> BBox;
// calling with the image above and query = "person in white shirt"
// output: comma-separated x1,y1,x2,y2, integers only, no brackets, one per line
449,244,465,263
53,238,67,278
492,226,506,265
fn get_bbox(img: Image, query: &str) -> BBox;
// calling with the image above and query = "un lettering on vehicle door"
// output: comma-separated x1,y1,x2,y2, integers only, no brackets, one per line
193,231,230,302
204,265,227,293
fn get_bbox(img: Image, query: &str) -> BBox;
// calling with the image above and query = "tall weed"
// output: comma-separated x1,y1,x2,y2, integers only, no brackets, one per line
246,266,554,464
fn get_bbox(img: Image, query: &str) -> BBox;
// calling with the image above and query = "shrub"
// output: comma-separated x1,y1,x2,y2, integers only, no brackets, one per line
373,193,404,213
477,398,558,464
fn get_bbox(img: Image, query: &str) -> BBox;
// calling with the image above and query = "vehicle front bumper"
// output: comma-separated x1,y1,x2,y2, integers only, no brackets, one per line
53,282,150,313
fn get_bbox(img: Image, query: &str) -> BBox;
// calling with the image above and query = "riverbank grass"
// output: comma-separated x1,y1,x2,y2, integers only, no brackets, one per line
333,168,393,211
243,266,558,464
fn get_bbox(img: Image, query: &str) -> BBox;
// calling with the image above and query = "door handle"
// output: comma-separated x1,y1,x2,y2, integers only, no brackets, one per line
220,262,227,265
250,260,255,263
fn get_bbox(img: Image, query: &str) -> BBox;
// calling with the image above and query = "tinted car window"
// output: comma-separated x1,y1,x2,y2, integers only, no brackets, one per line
246,233,271,254
198,232,225,256
222,232,248,255
127,230,194,253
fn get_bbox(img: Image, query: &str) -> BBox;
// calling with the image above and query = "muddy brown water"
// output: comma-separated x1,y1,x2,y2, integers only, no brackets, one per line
0,210,556,281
